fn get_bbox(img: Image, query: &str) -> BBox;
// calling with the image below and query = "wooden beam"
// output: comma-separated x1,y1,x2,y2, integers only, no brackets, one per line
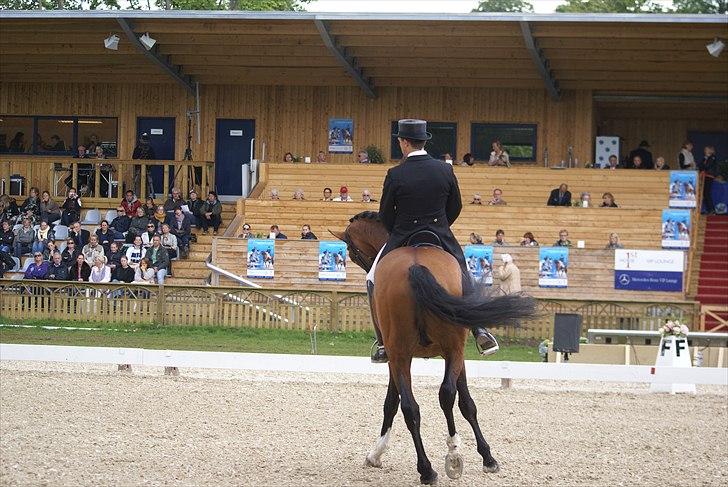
520,21,560,101
538,38,710,51
314,19,375,99
374,77,544,89
335,35,524,48
560,80,727,92
351,46,531,59
531,23,725,40
116,17,195,96
357,57,535,70
167,55,339,68
550,59,727,73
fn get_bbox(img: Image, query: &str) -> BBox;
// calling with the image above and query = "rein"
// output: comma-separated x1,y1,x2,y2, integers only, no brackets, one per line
342,229,376,272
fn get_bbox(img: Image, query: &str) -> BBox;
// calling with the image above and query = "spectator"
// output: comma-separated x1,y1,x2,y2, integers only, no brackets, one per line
146,235,170,284
132,133,155,160
200,191,223,235
628,155,647,170
163,187,184,213
301,224,318,240
470,194,483,205
82,234,105,266
32,220,54,254
469,232,483,245
169,208,191,257
24,251,49,280
628,140,654,169
679,141,696,170
43,240,59,261
95,220,116,252
0,249,15,277
495,253,521,295
461,153,475,166
356,150,369,164
554,229,572,247
60,188,82,226
270,224,287,240
69,221,90,248
333,186,353,202
127,206,150,242
283,152,294,163
0,220,14,253
0,195,19,226
89,255,111,283
488,140,510,167
95,146,105,159
488,188,507,206
605,232,624,250
238,223,253,239
160,224,179,260
361,189,376,203
601,192,619,208
270,188,280,200
321,188,333,201
547,183,571,206
112,255,135,283
134,257,156,284
69,253,91,282
316,151,327,163
655,156,670,170
605,154,621,170
118,190,141,218
45,252,69,281
126,236,145,269
441,153,453,164
699,145,718,214
142,197,156,219
293,188,305,200
141,222,157,248
576,192,591,208
19,187,41,224
151,205,167,233
8,131,26,153
61,239,80,267
13,217,35,257
492,229,507,246
186,190,204,228
520,232,539,247
39,191,61,224
106,241,124,272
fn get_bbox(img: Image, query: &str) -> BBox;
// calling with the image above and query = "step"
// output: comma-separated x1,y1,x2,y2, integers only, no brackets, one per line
698,276,728,286
169,268,210,279
696,294,728,306
702,244,727,253
699,269,728,280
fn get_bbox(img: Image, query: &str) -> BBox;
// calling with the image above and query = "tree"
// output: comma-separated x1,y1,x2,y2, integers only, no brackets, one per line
555,0,666,13
672,0,728,13
472,0,534,12
0,0,308,9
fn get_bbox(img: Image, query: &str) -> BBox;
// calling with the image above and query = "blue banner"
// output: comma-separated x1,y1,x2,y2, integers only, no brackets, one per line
538,247,569,288
246,238,275,279
614,249,684,292
614,270,683,292
661,209,691,249
668,171,698,208
464,245,493,285
319,241,347,281
328,118,354,154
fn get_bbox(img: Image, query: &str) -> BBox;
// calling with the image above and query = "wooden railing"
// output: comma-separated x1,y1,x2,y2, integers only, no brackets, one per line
0,156,214,203
0,280,699,340
700,305,728,332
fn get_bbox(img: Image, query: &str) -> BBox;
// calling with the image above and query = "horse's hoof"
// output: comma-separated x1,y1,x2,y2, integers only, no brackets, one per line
420,470,438,485
444,452,464,479
364,456,382,468
483,460,500,474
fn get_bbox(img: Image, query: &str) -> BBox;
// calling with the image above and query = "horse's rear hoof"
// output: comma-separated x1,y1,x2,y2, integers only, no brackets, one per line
364,456,382,468
420,470,438,485
483,460,500,474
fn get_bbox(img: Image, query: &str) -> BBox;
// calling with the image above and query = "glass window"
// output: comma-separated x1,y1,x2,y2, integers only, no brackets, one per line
470,123,538,162
0,116,33,154
391,121,457,161
36,117,73,155
78,118,118,158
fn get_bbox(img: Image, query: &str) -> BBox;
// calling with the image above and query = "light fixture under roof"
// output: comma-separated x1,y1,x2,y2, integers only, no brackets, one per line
706,38,725,58
104,34,120,51
139,32,156,51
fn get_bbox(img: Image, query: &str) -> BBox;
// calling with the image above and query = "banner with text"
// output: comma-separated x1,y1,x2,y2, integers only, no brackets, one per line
246,238,275,279
614,249,684,292
319,241,347,281
464,245,493,285
661,209,691,249
328,118,354,154
668,171,698,208
538,247,569,288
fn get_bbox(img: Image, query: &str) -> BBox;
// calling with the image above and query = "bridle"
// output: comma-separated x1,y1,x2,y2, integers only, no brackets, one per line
341,228,375,272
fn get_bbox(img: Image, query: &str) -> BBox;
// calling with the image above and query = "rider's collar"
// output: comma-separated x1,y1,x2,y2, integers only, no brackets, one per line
405,149,428,158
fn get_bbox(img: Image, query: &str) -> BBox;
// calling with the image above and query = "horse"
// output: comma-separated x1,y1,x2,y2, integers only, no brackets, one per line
331,211,536,484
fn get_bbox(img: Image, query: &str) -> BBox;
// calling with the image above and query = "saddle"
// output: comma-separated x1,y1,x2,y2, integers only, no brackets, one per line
405,230,443,248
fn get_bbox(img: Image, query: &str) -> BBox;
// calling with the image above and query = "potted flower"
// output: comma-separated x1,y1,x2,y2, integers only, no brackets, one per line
658,320,689,338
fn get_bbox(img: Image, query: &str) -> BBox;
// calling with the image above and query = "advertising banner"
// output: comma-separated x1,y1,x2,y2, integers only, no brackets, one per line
614,249,684,292
668,171,698,208
464,245,493,285
661,209,691,249
318,241,347,281
246,238,275,278
328,118,354,154
538,247,569,288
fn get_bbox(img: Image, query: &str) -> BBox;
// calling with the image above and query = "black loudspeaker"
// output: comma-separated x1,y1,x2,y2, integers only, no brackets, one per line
553,313,582,353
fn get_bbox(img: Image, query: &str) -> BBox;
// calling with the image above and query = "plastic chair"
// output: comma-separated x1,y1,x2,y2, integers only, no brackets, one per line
81,208,101,225
21,258,32,272
11,256,20,271
53,225,69,241
104,209,118,223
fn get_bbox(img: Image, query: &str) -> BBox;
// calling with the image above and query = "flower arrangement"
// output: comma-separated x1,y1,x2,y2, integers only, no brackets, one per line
659,320,689,338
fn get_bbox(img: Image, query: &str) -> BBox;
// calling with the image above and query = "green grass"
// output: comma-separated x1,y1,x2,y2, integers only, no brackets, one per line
0,318,540,362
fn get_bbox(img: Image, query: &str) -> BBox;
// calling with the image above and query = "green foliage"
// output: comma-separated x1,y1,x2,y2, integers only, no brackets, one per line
0,0,309,9
672,0,728,13
555,0,666,13
472,0,534,12
364,144,385,164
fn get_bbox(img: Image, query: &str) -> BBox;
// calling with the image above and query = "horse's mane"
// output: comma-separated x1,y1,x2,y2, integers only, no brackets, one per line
349,211,380,223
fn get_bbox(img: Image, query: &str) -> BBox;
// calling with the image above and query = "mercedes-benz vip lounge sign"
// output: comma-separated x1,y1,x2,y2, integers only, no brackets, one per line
614,249,685,292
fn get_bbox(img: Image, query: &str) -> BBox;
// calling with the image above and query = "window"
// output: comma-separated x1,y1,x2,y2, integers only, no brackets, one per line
391,121,457,161
0,116,33,154
78,118,118,157
0,115,118,156
470,123,537,162
36,117,73,154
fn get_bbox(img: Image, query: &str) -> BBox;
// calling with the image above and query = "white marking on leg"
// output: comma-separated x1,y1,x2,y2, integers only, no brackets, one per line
444,433,464,479
364,427,391,468
446,433,461,452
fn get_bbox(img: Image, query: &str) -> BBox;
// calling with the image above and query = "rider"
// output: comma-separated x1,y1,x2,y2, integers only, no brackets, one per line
367,119,499,363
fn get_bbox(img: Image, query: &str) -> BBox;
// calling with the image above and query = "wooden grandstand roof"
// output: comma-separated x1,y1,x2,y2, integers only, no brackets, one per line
0,11,726,96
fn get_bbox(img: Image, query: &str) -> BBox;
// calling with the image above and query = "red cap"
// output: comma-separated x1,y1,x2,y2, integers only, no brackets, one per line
340,186,348,193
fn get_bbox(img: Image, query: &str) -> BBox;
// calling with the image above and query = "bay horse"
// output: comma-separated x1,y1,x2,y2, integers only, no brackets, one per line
331,211,536,484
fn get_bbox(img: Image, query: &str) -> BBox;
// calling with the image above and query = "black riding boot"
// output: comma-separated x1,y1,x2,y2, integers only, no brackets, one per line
471,328,500,356
367,280,388,363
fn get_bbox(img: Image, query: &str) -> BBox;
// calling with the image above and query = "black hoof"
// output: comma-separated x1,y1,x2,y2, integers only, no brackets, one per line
483,459,500,473
420,470,438,485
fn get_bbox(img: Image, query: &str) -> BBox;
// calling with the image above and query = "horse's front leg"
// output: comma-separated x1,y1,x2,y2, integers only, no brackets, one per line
456,368,500,473
440,357,464,479
364,373,399,468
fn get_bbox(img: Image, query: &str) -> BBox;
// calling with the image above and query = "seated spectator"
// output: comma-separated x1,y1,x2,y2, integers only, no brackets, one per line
520,232,539,247
605,154,621,170
61,239,80,267
143,197,156,219
654,157,670,171
0,249,14,278
13,217,35,257
356,150,369,164
151,205,167,233
301,224,318,240
160,224,179,260
628,140,653,169
492,229,507,246
678,141,696,170
106,241,124,272
270,188,280,200
82,234,105,266
495,254,521,295
488,188,507,206
24,251,49,280
32,220,54,254
575,192,591,208
0,195,19,226
146,235,170,284
43,241,59,261
605,232,624,250
628,155,647,170
488,140,510,167
199,191,222,235
554,229,572,247
126,236,145,269
293,188,305,200
316,151,327,163
361,189,376,203
134,257,156,284
89,255,111,283
333,186,353,202
69,221,90,247
45,251,69,281
112,255,135,283
460,153,475,166
69,253,91,282
270,224,287,240
39,191,61,224
547,183,571,206
185,190,204,228
127,206,150,242
441,153,453,164
469,233,483,245
600,192,619,208
19,187,41,223
118,190,141,218
141,222,157,248
168,209,190,257
238,223,253,239
95,220,116,252
60,188,82,226
0,220,14,253
470,194,483,205
321,188,333,201
163,187,184,214
283,152,294,163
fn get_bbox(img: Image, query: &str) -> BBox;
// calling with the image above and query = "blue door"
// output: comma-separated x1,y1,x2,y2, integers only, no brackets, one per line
215,119,255,196
136,117,175,197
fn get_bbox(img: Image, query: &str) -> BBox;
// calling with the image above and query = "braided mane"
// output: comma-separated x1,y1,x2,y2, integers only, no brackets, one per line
349,211,380,223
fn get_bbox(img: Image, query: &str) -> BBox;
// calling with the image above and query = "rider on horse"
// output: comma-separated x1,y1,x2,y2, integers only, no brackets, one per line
367,119,499,363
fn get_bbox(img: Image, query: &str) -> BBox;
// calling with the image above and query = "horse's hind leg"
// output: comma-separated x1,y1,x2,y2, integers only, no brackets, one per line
440,357,464,480
456,369,500,473
365,373,399,468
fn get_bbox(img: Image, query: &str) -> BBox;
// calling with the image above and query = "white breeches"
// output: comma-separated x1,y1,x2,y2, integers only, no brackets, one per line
366,245,386,284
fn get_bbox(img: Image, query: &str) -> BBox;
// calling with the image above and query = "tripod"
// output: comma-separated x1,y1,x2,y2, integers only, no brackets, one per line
175,113,201,194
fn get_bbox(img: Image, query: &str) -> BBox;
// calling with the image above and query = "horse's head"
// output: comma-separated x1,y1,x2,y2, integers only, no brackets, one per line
329,211,388,272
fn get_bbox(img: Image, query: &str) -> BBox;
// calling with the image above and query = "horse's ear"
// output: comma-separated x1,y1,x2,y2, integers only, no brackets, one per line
328,229,345,241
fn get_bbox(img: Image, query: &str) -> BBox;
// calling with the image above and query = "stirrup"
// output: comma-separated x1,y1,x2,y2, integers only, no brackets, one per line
475,332,500,357
370,342,388,364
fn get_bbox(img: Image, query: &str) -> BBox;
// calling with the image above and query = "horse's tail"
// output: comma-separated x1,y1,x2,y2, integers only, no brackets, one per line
408,264,537,331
